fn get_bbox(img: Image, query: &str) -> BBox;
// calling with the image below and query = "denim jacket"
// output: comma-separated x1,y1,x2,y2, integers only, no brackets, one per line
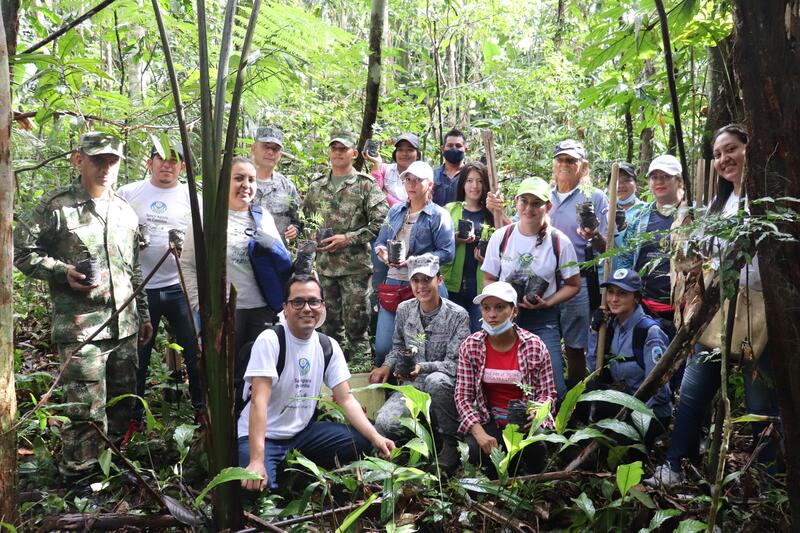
373,201,455,266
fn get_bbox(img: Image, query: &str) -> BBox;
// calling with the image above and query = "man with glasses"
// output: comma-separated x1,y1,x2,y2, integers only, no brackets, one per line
239,274,394,491
301,131,388,365
250,126,301,241
617,155,684,334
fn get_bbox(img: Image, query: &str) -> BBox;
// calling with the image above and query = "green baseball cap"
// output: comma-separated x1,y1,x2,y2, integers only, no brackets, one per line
515,177,550,202
329,130,356,149
78,132,125,158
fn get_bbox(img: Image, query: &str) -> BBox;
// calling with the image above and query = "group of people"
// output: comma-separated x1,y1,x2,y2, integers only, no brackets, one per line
14,123,780,491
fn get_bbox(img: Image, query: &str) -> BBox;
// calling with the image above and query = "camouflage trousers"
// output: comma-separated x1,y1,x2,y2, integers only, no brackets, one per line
318,273,372,362
57,335,137,476
374,372,458,440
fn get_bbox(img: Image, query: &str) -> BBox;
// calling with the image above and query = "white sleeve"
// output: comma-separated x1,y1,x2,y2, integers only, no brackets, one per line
480,224,508,278
556,230,580,279
244,329,280,383
323,336,351,390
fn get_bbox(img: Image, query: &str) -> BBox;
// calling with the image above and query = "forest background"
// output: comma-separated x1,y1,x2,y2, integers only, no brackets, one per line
2,0,800,531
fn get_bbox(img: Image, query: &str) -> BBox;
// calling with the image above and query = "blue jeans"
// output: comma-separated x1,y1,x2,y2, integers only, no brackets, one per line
448,277,481,333
557,282,590,350
374,279,448,367
134,284,202,419
517,307,566,398
666,346,781,472
238,421,372,489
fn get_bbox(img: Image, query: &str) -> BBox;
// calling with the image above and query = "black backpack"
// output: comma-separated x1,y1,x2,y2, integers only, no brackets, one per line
603,314,660,370
234,324,334,416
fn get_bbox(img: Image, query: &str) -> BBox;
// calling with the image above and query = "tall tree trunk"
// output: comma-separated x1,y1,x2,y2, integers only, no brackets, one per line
703,35,742,159
355,0,386,171
731,2,800,528
0,0,16,523
554,0,567,47
446,40,457,126
638,59,655,174
624,107,634,161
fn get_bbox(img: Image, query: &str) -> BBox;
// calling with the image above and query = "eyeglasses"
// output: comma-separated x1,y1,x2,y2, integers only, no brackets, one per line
287,298,324,310
648,173,676,182
517,197,546,210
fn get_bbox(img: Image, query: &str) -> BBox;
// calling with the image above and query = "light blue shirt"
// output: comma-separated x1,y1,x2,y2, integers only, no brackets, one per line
587,306,672,419
548,183,609,265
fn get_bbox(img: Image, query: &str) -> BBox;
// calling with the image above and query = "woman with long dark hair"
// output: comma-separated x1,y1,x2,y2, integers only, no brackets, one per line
646,124,781,488
441,162,507,332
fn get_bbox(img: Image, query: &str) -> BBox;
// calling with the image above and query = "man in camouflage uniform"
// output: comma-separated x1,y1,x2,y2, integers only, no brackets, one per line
14,132,151,478
302,131,388,363
251,126,301,241
368,254,470,469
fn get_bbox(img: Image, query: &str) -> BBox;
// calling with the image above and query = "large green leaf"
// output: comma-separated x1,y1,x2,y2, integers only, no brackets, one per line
578,389,655,418
593,418,641,442
194,467,263,507
555,377,587,434
638,508,680,533
615,461,643,498
675,519,707,533
572,492,595,520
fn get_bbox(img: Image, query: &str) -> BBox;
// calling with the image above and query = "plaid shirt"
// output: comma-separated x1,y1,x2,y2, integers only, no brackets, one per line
455,325,557,435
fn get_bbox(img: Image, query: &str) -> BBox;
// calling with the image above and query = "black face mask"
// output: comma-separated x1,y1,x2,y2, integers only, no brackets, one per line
443,148,465,164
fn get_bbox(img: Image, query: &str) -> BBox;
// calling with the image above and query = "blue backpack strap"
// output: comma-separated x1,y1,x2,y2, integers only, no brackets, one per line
250,203,263,225
606,315,659,370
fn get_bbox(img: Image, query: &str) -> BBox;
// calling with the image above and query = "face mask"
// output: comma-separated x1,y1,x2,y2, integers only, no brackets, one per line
443,148,465,164
617,194,637,206
481,318,514,336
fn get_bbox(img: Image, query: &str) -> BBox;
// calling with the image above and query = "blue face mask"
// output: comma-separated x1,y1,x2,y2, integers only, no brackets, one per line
481,319,514,336
443,148,466,164
618,194,637,206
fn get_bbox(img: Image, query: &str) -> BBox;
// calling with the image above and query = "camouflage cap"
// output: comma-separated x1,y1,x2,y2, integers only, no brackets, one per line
255,126,284,148
408,253,440,279
78,132,125,158
329,130,356,149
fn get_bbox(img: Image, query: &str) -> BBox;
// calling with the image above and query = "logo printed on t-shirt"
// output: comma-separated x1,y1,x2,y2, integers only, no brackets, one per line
150,201,168,214
298,357,311,376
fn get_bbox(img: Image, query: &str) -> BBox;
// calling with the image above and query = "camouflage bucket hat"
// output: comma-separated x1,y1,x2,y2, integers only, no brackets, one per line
79,132,125,159
329,130,357,149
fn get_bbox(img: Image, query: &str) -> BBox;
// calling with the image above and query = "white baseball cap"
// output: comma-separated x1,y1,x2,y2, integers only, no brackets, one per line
400,161,434,183
647,154,682,177
472,281,517,305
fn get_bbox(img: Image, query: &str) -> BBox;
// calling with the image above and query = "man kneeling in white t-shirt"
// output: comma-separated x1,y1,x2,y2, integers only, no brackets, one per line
239,274,395,491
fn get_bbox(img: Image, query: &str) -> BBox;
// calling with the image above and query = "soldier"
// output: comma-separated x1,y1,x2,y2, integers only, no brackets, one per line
250,126,301,241
301,131,388,363
14,132,151,478
117,139,204,444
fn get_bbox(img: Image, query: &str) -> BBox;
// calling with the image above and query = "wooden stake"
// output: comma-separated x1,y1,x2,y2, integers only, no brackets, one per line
695,158,705,207
594,163,619,371
480,129,504,228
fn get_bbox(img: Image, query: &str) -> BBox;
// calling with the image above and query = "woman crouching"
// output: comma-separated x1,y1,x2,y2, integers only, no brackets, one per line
454,282,557,476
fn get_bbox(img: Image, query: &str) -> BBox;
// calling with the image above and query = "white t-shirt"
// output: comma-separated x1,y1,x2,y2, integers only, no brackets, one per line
237,324,350,440
481,224,580,299
720,192,762,291
228,210,271,309
383,163,408,203
117,180,193,289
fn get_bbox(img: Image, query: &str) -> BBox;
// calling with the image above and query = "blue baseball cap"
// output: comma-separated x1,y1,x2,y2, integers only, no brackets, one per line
601,268,642,293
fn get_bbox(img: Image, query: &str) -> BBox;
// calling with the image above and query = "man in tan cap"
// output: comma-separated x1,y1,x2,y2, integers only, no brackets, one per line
301,131,388,365
14,132,151,480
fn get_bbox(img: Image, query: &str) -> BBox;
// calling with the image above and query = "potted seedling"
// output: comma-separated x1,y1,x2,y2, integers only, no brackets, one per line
576,201,598,231
75,254,102,286
477,226,494,259
138,224,151,250
506,399,529,426
394,345,418,377
387,239,406,264
457,219,474,239
293,240,317,275
524,273,549,301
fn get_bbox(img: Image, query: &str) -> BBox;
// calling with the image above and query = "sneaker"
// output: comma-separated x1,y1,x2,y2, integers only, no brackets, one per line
120,419,144,448
644,463,684,488
437,440,460,472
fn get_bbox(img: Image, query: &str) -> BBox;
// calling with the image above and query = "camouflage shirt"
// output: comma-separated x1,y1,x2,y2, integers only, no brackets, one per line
14,180,149,343
302,169,388,276
253,170,300,238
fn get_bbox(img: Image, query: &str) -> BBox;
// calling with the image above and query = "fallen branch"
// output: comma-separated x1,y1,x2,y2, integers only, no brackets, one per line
473,502,535,533
252,498,383,530
492,469,612,485
243,511,289,533
36,512,181,532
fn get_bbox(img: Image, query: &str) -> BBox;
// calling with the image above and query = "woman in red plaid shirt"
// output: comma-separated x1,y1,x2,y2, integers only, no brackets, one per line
455,281,557,475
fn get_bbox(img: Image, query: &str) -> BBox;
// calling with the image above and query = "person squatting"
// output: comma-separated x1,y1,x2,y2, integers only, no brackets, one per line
14,125,781,490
